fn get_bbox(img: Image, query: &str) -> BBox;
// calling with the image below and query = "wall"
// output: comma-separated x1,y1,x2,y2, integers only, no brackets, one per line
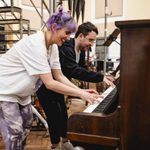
84,0,150,37
124,0,150,19
20,0,50,30
9,0,150,32
81,0,150,67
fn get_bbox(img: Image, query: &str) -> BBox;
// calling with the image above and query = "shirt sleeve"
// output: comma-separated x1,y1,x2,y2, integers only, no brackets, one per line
49,44,61,69
15,33,51,75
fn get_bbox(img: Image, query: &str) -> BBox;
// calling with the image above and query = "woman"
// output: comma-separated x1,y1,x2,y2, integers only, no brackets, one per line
0,7,100,150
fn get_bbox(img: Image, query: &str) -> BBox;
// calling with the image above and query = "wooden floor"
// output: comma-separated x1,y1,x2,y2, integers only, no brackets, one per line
0,98,87,150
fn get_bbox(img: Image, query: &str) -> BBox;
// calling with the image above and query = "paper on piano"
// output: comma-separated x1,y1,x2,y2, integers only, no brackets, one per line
83,86,115,113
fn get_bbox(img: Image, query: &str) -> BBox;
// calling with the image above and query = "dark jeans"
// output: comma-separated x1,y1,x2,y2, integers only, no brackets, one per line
36,84,68,144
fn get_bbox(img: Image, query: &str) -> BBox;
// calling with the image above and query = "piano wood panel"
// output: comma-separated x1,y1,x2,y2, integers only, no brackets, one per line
115,20,150,150
67,109,120,147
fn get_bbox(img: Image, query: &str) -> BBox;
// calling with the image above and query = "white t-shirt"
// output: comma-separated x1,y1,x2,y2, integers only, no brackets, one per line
0,31,60,105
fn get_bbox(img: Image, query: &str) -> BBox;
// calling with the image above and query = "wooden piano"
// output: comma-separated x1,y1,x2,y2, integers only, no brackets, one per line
67,20,150,150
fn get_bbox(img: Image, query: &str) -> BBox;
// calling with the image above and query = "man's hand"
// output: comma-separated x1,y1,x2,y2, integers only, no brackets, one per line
103,75,115,86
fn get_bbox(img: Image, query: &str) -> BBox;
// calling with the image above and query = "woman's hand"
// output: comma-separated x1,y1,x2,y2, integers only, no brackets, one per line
80,89,103,104
83,89,99,94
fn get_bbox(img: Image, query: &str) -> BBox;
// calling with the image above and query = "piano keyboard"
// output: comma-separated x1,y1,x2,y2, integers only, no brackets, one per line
83,86,117,113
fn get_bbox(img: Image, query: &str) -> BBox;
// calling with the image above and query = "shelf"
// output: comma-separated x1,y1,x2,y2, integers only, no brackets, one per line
0,6,22,13
0,19,30,25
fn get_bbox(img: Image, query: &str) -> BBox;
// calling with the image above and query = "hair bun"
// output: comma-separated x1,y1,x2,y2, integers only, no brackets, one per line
58,5,63,16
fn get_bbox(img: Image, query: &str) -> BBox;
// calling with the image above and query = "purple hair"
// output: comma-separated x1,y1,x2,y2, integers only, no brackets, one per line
47,7,77,33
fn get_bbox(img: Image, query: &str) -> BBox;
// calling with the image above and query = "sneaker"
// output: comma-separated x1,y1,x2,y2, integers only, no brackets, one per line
61,141,84,150
51,146,61,150
74,146,85,150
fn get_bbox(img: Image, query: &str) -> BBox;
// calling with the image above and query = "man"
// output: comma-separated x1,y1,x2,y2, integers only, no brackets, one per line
36,22,114,150
59,22,113,84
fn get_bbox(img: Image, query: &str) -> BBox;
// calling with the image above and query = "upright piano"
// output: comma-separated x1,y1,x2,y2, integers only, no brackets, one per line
67,20,150,150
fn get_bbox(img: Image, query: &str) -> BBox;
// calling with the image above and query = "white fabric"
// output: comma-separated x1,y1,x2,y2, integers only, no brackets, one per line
0,31,61,105
75,49,81,63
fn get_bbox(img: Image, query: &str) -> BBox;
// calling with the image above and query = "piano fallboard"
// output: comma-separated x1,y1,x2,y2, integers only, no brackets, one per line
67,109,120,147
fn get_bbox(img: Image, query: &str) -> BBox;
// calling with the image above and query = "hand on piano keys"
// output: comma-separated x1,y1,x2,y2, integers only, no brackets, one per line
80,88,106,105
103,74,115,87
83,85,117,113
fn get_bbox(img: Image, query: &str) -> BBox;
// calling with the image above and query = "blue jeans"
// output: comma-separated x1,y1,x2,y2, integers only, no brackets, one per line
0,101,33,150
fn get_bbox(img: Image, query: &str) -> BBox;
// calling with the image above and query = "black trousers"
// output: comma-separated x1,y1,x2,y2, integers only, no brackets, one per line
36,84,68,144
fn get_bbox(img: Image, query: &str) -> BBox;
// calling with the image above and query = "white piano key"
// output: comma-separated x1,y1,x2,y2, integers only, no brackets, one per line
83,86,115,113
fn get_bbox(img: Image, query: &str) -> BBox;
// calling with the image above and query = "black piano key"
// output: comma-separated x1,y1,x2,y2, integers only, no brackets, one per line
92,87,118,113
